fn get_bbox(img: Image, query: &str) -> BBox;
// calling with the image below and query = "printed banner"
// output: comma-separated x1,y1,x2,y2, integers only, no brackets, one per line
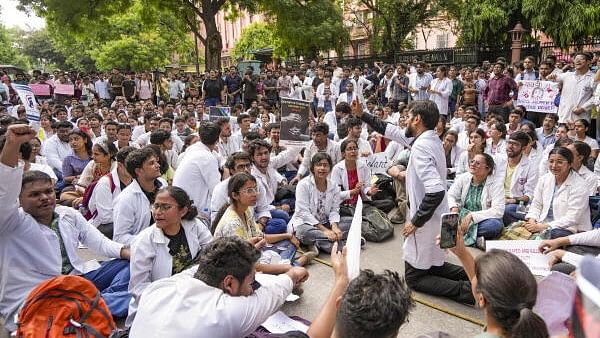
54,84,74,96
208,106,231,122
280,97,311,147
516,80,559,114
11,83,40,123
29,83,52,96
486,240,550,276
346,196,363,280
366,152,389,175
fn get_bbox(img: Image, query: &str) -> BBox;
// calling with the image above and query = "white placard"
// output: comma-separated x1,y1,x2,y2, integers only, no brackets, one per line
346,196,363,280
366,152,389,175
516,80,559,114
261,311,309,334
486,240,550,276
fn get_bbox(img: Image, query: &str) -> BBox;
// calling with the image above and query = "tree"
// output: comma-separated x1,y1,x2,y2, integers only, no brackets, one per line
0,25,30,69
231,22,279,61
448,0,600,48
17,28,67,70
348,0,440,56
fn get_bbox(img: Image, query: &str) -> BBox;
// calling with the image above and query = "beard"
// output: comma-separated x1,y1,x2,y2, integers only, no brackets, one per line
405,124,414,138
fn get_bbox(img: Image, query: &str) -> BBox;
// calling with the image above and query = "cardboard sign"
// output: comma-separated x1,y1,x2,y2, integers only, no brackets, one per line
280,97,311,147
486,240,550,276
11,84,40,124
516,80,559,114
366,152,389,175
54,84,74,96
208,106,230,122
29,83,51,96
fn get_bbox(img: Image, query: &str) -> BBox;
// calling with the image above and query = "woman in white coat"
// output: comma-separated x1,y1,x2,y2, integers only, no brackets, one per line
128,186,213,326
567,141,598,196
291,153,350,255
448,153,505,246
315,75,338,113
331,139,375,206
525,147,592,239
427,66,453,117
484,121,507,157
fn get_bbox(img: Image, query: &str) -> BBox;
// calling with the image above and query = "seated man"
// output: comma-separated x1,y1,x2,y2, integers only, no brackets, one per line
210,151,252,222
291,122,341,184
129,236,309,337
0,124,131,333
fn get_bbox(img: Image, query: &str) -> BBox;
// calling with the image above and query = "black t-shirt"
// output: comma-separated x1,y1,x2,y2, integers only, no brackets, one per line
122,80,136,98
142,179,162,226
202,78,224,98
311,76,323,91
165,227,193,274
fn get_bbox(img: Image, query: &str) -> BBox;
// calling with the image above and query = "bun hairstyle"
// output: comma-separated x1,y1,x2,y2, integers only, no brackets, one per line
158,186,198,221
475,250,549,338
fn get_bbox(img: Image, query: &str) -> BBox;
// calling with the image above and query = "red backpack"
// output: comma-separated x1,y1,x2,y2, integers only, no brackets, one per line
81,173,116,220
16,275,116,338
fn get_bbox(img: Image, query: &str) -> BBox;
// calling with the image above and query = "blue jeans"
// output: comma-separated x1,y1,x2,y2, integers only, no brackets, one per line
477,218,504,240
83,259,131,317
503,203,526,226
270,209,290,224
204,97,220,107
549,228,574,239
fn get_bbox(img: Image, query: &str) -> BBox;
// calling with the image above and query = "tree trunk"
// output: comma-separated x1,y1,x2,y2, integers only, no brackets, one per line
202,12,222,71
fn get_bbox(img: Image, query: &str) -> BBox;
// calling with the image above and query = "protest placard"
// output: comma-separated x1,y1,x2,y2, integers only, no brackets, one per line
366,152,389,175
486,240,550,276
516,80,559,114
54,84,74,96
280,97,311,147
11,84,40,124
29,83,51,96
208,106,231,122
346,196,363,280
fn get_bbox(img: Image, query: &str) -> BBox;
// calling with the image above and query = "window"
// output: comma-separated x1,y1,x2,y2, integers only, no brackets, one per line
436,34,448,49
357,43,368,56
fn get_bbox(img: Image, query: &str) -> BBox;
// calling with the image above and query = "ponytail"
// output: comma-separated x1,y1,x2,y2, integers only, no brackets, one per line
211,203,230,234
510,307,548,338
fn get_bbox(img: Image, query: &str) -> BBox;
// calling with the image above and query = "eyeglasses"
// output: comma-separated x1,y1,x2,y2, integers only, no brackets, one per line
469,160,486,167
345,147,358,152
151,203,177,212
235,163,252,170
240,187,259,194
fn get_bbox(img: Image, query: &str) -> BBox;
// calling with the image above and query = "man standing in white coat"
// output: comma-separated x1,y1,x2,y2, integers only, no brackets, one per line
353,100,474,304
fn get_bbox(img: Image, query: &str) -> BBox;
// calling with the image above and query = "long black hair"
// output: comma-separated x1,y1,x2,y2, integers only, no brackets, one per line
211,172,257,234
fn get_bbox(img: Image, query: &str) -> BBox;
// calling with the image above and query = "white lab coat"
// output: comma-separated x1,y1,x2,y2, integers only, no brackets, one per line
0,164,123,332
330,160,371,201
383,127,448,269
485,138,507,157
41,134,73,172
447,172,505,223
429,77,453,116
127,218,213,326
499,155,538,199
289,176,342,228
526,171,592,233
316,82,338,109
576,165,598,196
350,76,373,101
210,177,230,222
173,142,221,212
113,178,168,245
128,271,293,338
88,168,124,227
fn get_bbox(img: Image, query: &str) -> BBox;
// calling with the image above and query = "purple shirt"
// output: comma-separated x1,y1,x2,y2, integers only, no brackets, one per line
483,75,518,106
62,155,91,177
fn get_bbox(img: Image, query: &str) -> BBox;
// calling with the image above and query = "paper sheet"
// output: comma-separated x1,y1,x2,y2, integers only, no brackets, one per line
486,240,550,276
346,196,363,280
261,311,309,334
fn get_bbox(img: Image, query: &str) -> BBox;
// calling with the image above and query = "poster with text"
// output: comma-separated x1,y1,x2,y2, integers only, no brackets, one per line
516,80,559,114
486,240,550,276
54,84,74,96
209,106,231,122
366,152,389,175
280,97,311,147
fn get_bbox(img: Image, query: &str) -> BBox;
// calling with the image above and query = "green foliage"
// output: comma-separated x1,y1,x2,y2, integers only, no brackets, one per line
231,22,279,61
0,25,31,70
16,28,67,70
259,0,349,59
448,0,600,48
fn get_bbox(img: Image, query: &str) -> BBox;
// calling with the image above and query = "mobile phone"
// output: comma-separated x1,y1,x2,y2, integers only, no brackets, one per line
439,212,459,249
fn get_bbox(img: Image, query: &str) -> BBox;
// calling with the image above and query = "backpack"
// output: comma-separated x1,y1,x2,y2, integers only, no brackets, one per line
16,275,116,338
361,203,394,242
81,173,116,220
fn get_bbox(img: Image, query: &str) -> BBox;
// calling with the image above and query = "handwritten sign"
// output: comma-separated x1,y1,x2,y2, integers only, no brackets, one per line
261,311,309,334
486,240,550,276
366,152,389,175
29,83,51,96
54,84,74,96
516,80,559,114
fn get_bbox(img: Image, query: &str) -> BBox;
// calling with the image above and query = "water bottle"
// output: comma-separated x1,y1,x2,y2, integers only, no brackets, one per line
202,207,210,220
516,200,526,215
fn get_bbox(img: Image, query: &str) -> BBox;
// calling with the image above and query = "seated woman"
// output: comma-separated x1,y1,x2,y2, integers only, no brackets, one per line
524,147,592,239
540,228,600,275
127,186,213,326
456,128,486,176
448,153,504,246
78,140,119,188
450,229,549,338
291,153,351,255
484,121,507,157
213,173,314,272
16,138,57,181
442,130,461,181
567,141,598,196
331,139,376,207
572,118,599,160
59,129,92,205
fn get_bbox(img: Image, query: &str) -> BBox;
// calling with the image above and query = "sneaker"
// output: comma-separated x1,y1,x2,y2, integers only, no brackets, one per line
306,244,319,256
300,250,318,266
476,236,486,251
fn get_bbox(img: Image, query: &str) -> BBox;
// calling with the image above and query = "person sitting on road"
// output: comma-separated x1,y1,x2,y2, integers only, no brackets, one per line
291,153,351,255
448,153,505,247
129,236,309,337
524,146,591,239
331,139,376,207
540,228,600,275
450,228,549,338
0,124,132,333
127,186,213,326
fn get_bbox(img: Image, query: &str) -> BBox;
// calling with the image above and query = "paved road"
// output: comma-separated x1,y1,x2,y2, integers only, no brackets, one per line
1,226,485,337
